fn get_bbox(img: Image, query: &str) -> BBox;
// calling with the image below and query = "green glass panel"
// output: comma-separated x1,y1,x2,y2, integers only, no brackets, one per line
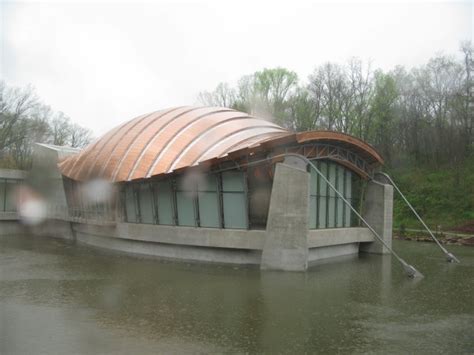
318,196,327,228
125,185,137,223
222,172,244,192
176,192,196,226
198,174,217,192
328,163,336,197
310,168,317,195
198,192,220,228
345,170,352,198
328,196,336,228
345,170,352,227
337,165,345,194
138,184,154,224
0,180,5,212
337,198,344,227
309,195,317,229
223,193,247,229
156,180,174,225
319,162,328,197
345,199,352,227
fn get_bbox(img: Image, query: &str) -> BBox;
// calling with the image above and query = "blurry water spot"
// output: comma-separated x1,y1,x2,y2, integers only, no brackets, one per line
19,199,47,225
81,179,114,204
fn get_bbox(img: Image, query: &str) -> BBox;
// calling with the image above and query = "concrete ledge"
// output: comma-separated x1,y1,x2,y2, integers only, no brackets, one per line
73,222,266,250
0,220,26,235
31,219,75,240
0,212,19,221
308,227,374,248
308,243,360,265
0,169,27,179
75,231,262,265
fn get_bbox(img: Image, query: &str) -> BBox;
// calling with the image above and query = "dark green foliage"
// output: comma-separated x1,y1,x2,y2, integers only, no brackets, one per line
389,158,474,229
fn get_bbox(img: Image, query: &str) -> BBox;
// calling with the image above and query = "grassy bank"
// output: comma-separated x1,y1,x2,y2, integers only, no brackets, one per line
387,158,474,231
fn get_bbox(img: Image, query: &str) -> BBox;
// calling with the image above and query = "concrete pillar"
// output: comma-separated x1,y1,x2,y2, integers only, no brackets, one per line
261,162,309,271
359,180,393,254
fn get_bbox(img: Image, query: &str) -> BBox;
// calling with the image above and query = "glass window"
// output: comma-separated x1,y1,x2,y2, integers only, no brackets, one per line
198,175,220,228
0,179,5,212
176,176,197,227
309,195,317,229
124,185,137,223
222,172,247,229
318,161,328,228
328,163,337,197
308,164,318,229
5,180,17,212
310,160,359,229
138,183,154,224
336,165,345,227
318,196,327,228
327,196,336,228
155,179,174,225
345,170,352,227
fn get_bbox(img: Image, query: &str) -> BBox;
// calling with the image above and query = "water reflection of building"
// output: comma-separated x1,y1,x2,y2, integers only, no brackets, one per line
2,106,394,271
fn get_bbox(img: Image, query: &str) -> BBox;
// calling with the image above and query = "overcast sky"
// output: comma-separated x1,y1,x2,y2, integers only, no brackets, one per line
1,0,472,136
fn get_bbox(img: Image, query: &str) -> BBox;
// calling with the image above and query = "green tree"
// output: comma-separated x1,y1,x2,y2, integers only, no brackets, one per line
369,72,398,165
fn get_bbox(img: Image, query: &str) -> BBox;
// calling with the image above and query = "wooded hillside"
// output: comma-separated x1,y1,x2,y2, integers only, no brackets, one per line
198,43,473,228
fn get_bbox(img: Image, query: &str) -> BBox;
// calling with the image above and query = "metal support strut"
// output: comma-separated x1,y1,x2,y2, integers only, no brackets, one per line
376,172,460,263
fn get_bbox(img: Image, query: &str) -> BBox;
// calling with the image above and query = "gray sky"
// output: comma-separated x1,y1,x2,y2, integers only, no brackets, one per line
1,0,472,135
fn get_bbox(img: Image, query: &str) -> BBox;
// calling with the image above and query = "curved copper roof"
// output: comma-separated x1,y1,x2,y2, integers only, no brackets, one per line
59,106,383,182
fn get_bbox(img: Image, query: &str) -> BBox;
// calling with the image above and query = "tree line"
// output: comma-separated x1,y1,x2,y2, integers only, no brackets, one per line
198,42,473,168
0,81,92,169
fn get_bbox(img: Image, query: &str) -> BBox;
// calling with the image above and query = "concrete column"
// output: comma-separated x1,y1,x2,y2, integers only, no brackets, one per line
261,162,309,271
359,180,393,254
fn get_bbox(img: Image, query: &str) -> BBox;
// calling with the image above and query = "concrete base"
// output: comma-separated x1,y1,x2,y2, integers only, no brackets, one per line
261,163,310,271
74,230,262,265
360,180,393,254
0,220,26,235
308,243,359,265
30,219,75,240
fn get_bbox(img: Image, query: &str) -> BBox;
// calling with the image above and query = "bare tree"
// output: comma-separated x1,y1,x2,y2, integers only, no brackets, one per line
198,82,237,108
0,80,92,169
70,123,92,148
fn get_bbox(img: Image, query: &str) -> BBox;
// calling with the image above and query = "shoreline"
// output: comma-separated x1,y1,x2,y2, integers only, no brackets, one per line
394,233,474,246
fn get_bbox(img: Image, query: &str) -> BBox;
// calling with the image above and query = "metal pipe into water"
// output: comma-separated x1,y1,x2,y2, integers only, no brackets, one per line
376,172,460,263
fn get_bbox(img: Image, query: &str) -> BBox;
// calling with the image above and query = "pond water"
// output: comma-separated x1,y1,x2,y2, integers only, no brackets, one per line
0,234,473,354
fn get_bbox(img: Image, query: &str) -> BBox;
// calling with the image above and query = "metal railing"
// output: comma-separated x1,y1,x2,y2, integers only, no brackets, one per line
46,204,116,226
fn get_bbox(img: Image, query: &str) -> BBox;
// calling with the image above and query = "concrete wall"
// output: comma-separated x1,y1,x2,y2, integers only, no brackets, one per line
30,219,75,240
76,222,266,250
73,223,263,264
308,243,359,265
67,221,377,267
359,180,393,254
0,169,27,180
30,143,78,209
308,228,374,264
0,221,26,235
308,227,374,248
261,162,310,271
